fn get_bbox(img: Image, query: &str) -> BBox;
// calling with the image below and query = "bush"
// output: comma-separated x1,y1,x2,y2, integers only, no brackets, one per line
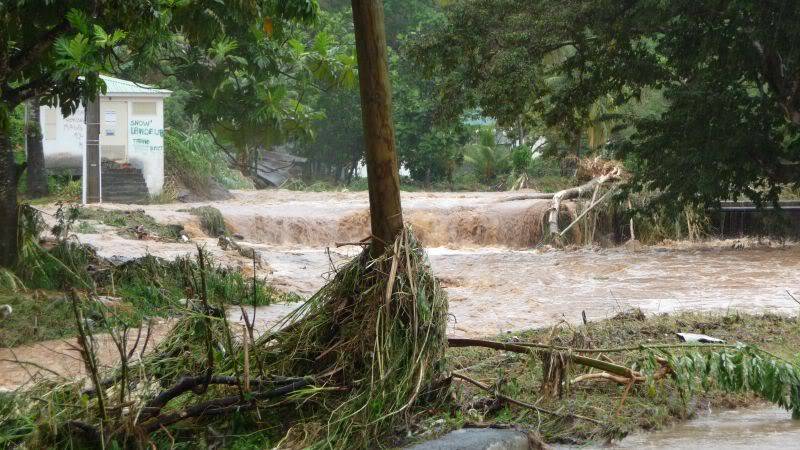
187,206,227,237
164,130,252,194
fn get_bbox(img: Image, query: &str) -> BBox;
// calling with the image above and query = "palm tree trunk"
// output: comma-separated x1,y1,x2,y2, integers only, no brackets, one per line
26,98,48,198
351,0,403,255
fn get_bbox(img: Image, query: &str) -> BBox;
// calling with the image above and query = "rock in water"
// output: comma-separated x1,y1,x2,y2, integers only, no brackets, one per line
0,304,12,320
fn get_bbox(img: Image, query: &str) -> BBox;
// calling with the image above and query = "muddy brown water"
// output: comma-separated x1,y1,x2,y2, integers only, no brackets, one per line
554,406,800,449
4,190,799,446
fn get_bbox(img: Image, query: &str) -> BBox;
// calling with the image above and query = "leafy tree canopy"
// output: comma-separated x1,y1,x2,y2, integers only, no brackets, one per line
0,0,322,266
410,0,800,207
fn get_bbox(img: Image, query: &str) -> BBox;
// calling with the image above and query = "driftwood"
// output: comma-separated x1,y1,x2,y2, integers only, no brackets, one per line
502,192,556,202
501,170,621,239
448,337,637,379
558,186,616,238
547,169,620,237
448,337,669,386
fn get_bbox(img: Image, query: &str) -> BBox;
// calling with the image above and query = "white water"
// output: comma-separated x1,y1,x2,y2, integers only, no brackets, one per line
63,190,800,338
13,190,799,447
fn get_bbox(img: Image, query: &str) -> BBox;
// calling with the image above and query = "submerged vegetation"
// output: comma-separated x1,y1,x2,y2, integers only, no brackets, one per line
75,207,184,240
0,207,285,348
185,206,228,237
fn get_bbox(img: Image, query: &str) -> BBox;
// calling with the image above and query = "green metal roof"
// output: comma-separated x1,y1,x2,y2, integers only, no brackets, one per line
100,75,172,97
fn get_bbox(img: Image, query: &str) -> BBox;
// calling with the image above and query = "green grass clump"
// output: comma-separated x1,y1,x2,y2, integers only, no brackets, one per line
2,236,284,348
76,207,184,240
74,220,98,234
186,206,227,237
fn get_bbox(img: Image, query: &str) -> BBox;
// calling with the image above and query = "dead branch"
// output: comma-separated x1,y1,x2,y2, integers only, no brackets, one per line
451,372,602,425
559,186,617,238
70,290,108,423
448,337,637,379
502,193,557,202
548,169,621,237
570,372,634,385
138,377,311,433
142,375,308,418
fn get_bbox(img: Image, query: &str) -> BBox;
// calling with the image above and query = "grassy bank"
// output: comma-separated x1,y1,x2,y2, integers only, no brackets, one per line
3,305,797,448
429,310,800,446
0,246,293,348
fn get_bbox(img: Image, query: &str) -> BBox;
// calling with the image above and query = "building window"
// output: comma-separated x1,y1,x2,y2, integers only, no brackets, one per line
44,107,58,140
131,102,157,116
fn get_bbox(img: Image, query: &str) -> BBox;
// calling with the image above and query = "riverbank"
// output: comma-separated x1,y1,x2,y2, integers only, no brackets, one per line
425,310,800,447
2,308,798,448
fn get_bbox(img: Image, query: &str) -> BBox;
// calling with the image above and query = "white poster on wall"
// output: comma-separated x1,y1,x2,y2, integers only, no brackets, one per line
104,110,117,136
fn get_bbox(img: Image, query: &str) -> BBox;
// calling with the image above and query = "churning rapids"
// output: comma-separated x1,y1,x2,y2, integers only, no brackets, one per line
72,190,800,338
3,189,800,447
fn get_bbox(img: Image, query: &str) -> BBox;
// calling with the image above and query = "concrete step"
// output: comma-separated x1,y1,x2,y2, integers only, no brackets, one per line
101,161,148,203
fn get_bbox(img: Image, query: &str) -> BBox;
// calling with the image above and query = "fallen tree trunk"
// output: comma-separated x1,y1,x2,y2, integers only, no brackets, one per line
547,169,620,238
447,337,638,379
502,192,556,201
558,186,616,238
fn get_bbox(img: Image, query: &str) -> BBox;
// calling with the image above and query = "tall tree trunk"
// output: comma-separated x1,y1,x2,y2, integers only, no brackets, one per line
26,98,48,198
351,0,403,255
0,129,18,267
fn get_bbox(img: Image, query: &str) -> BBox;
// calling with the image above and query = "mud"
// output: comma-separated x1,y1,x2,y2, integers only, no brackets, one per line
0,322,170,391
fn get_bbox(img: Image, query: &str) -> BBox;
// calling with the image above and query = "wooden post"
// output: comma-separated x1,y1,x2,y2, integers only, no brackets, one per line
351,0,404,255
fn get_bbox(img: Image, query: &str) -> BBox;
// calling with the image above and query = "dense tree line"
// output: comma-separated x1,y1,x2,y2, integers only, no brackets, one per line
410,0,800,209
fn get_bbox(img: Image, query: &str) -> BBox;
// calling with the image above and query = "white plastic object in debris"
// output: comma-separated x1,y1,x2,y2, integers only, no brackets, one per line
676,332,725,344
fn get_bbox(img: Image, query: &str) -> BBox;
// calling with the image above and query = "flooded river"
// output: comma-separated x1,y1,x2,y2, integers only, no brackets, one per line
555,407,800,449
5,190,799,447
71,190,800,337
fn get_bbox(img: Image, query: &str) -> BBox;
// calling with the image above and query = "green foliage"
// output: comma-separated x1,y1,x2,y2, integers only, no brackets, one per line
301,2,471,185
187,206,228,237
149,0,353,183
0,2,168,117
652,346,800,419
510,146,532,174
393,53,469,183
0,268,25,292
297,12,365,184
164,130,252,192
463,127,510,183
46,172,81,201
411,0,800,208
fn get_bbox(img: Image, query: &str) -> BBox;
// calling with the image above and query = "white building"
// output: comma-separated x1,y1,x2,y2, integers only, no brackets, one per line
41,75,171,199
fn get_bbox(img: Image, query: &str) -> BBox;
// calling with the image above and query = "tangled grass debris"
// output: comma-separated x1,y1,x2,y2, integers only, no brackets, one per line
0,226,450,449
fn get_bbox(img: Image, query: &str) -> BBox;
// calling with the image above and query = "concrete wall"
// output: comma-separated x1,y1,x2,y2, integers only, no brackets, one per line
40,95,166,195
41,104,86,171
